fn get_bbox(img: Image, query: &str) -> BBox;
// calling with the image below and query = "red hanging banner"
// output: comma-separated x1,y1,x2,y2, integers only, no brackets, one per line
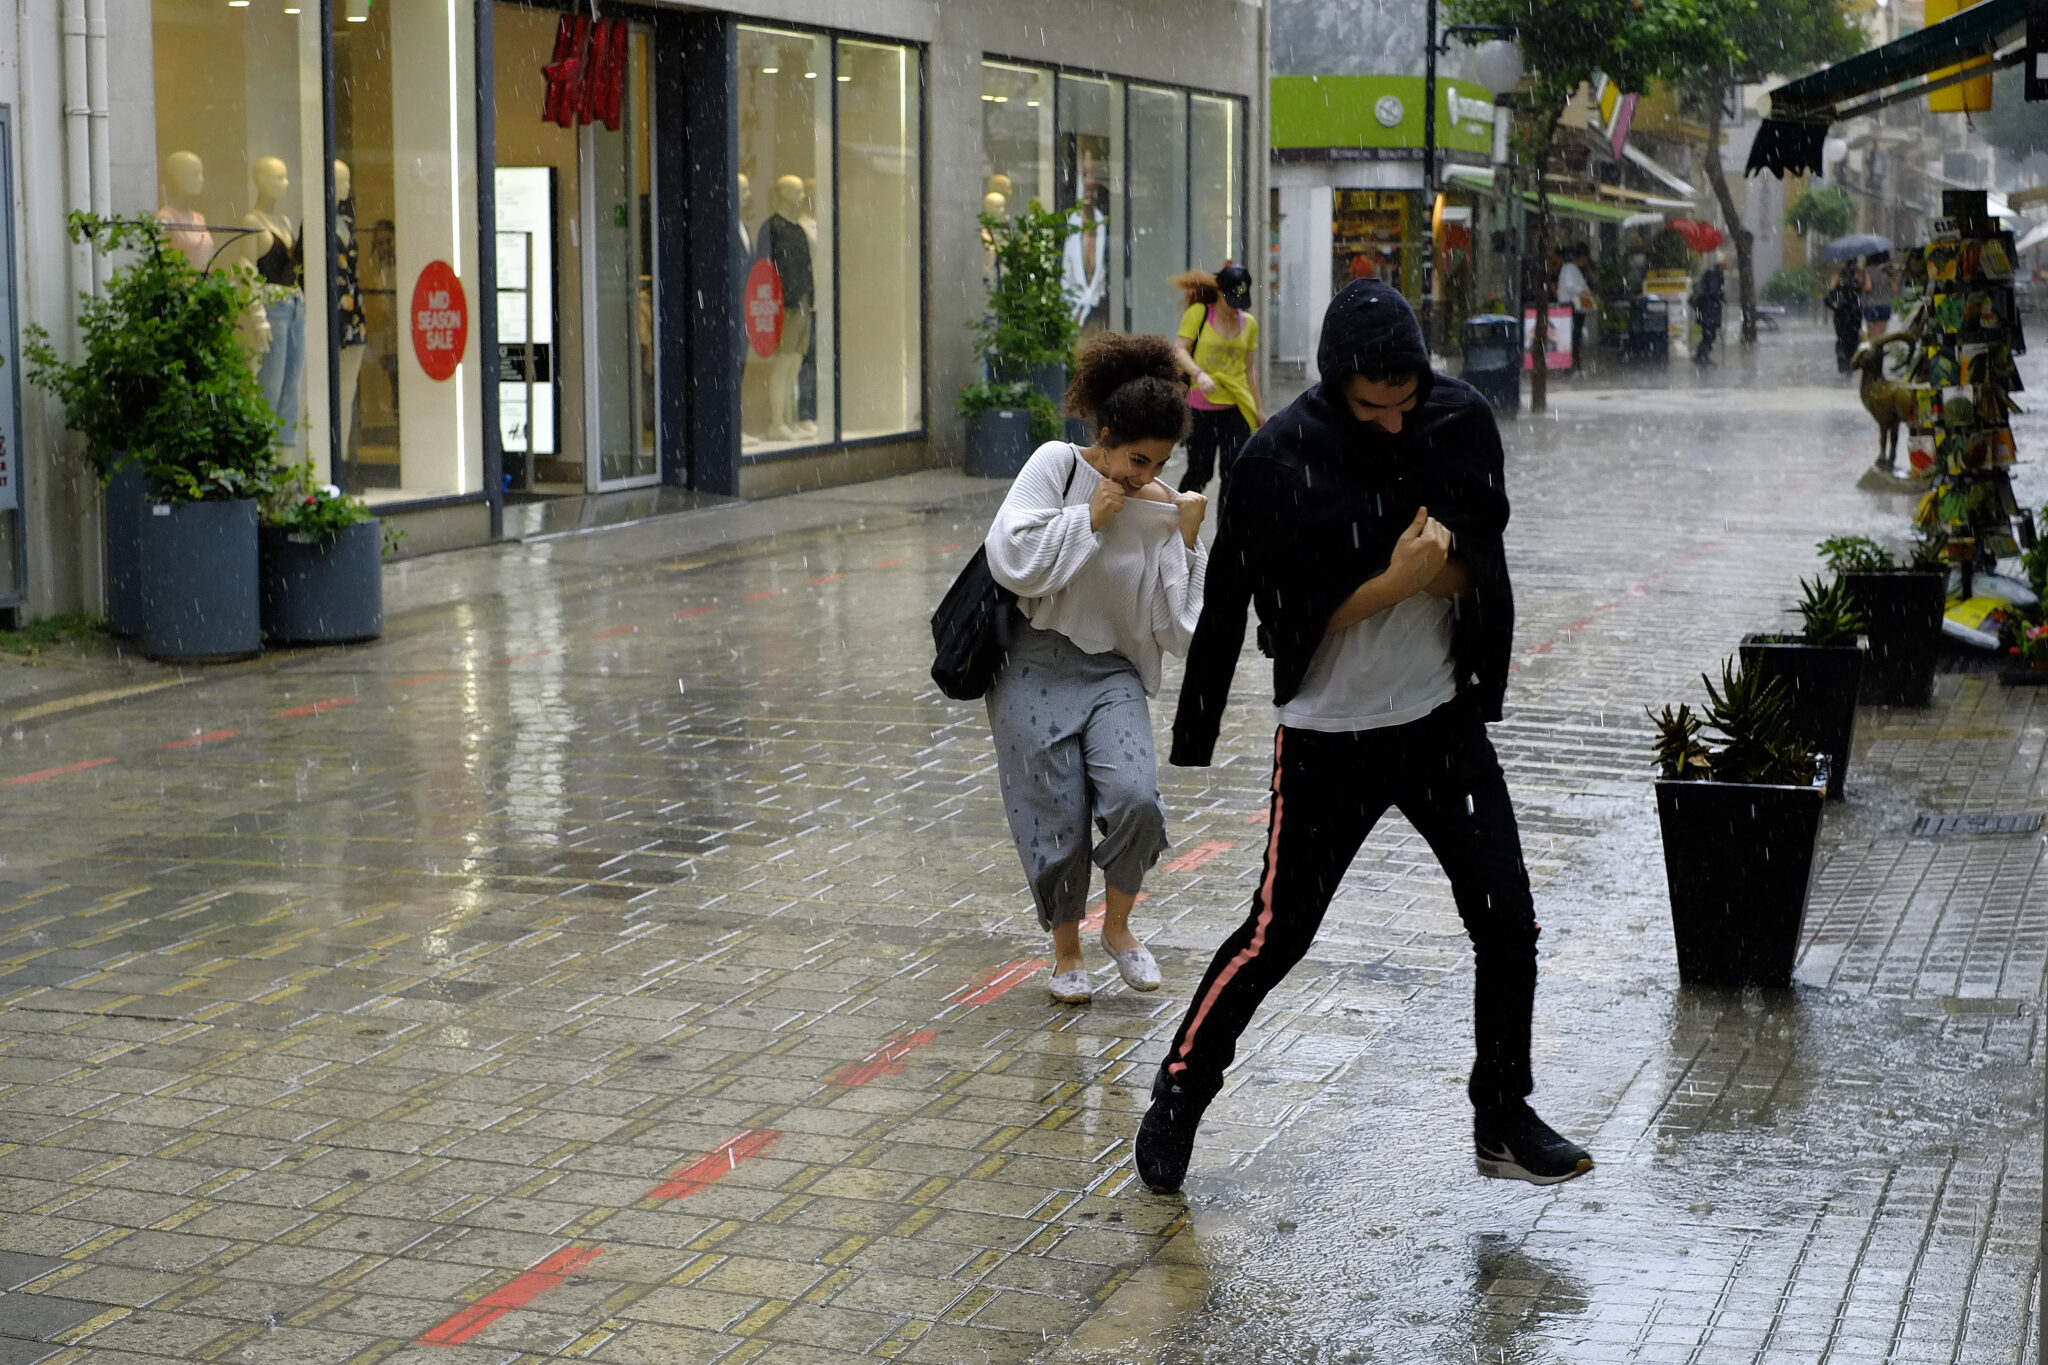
540,16,627,130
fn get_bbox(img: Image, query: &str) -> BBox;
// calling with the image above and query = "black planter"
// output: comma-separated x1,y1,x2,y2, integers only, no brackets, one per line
140,498,260,662
965,408,1035,478
1843,570,1944,706
261,520,384,645
103,462,146,638
994,361,1068,408
1655,777,1825,989
1737,634,1863,799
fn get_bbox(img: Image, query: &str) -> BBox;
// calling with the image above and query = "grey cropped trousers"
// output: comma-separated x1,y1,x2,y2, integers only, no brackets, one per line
985,621,1171,931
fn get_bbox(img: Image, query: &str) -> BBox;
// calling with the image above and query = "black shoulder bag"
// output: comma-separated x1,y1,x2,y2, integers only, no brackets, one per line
930,451,1081,700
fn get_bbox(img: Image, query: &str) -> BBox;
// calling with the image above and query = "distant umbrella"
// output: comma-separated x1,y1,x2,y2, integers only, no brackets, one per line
1819,233,1892,261
1666,218,1724,253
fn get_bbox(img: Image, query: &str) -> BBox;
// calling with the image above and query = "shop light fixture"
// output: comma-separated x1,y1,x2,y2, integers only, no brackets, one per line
761,66,778,74
1026,100,1040,107
836,74,851,82
992,95,1008,102
227,0,248,7
283,4,300,10
803,71,817,79
980,93,994,101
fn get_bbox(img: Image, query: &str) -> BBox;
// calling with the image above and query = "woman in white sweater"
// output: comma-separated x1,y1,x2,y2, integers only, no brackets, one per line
983,334,1209,1003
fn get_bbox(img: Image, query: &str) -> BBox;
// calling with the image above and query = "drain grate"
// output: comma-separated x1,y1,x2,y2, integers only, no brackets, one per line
1911,812,2044,838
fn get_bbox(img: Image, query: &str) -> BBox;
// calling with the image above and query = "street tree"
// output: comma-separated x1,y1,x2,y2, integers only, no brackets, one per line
1687,0,1861,344
1447,0,1747,410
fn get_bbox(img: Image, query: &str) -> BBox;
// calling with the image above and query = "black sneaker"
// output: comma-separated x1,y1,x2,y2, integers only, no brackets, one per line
1473,1101,1593,1185
1134,1083,1208,1193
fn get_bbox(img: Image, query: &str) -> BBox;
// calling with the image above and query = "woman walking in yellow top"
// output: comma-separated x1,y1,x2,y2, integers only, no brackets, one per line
1170,264,1264,496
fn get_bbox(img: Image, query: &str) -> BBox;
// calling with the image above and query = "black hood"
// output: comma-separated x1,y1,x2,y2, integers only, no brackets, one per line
1315,279,1436,410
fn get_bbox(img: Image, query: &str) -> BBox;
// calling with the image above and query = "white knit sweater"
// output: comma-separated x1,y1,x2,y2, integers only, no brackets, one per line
983,442,1208,696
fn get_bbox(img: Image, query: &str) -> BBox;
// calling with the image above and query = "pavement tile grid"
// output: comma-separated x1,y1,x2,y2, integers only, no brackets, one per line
0,340,2040,1362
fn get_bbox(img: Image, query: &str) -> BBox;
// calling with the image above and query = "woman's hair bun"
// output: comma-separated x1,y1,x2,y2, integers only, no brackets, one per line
1064,332,1190,447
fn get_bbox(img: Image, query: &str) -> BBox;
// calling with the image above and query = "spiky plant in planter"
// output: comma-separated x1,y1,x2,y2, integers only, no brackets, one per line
1649,703,1713,780
1791,575,1864,646
1817,535,1892,574
1650,660,1813,786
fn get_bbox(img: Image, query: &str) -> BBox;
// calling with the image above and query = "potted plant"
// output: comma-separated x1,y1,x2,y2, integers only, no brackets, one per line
25,214,279,662
2006,619,2048,684
957,380,1057,479
1819,534,1947,706
1737,575,1865,799
962,201,1075,478
1650,660,1826,989
259,462,383,645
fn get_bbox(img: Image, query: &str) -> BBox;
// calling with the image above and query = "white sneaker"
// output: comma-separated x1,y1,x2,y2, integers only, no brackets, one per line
1048,967,1094,1004
1102,939,1161,992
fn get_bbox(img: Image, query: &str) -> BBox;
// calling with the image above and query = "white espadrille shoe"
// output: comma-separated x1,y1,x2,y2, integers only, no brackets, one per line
1048,967,1094,1004
1103,939,1161,992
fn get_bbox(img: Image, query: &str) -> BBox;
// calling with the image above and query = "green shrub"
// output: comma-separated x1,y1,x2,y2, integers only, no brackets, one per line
1763,263,1821,306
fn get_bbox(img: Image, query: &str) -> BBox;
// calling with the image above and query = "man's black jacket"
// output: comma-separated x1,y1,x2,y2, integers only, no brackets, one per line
1170,281,1515,767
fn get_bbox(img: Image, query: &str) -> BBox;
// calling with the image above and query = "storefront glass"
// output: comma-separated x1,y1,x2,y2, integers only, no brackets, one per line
1128,84,1188,337
1057,75,1120,338
151,0,330,476
838,39,922,442
332,0,481,500
1334,189,1417,301
1190,93,1241,270
980,62,1053,217
590,30,657,485
737,26,834,455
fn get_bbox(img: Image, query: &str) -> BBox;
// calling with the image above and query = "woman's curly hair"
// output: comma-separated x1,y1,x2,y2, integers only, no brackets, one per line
1064,332,1190,447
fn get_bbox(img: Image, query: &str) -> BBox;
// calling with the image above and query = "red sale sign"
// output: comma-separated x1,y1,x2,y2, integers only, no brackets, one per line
411,261,469,381
745,258,784,358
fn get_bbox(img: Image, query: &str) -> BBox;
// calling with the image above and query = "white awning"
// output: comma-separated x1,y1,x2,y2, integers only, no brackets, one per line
2015,220,2048,253
1622,143,1696,197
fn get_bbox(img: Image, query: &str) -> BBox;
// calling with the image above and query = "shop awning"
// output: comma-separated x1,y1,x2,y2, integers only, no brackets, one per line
1446,169,1641,223
1748,0,2028,177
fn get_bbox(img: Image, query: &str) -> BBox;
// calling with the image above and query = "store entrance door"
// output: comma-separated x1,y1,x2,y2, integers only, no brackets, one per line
492,7,659,497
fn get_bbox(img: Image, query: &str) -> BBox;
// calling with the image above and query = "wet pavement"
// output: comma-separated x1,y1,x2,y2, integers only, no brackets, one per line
0,322,2041,1364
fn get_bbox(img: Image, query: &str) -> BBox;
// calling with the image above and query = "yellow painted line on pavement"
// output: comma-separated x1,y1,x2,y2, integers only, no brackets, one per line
8,677,194,723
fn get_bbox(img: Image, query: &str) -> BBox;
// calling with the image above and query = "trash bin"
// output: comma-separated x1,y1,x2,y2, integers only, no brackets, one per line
1624,295,1669,364
1459,315,1521,413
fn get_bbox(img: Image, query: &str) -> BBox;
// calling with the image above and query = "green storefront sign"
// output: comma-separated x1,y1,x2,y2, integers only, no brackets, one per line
1272,74,1494,156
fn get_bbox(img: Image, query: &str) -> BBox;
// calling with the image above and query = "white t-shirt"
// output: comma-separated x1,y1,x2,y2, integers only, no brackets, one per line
983,442,1207,696
1275,593,1458,733
1556,262,1593,310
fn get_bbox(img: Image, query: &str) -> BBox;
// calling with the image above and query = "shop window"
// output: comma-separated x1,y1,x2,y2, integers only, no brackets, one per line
151,0,331,475
1334,189,1417,301
737,26,833,455
1190,94,1241,271
1056,75,1121,339
980,62,1053,222
1128,84,1189,338
837,39,922,442
333,0,482,500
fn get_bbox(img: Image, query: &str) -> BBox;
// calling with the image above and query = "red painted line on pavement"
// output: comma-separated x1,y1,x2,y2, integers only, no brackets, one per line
644,1129,785,1201
806,572,853,586
394,672,455,688
742,589,786,601
946,958,1049,1008
928,543,962,554
1163,840,1234,873
673,605,719,619
826,1030,939,1087
158,730,239,751
494,649,555,665
416,1244,603,1346
588,625,639,639
2,758,117,786
1243,811,1269,825
867,556,910,569
273,697,358,718
1081,892,1149,933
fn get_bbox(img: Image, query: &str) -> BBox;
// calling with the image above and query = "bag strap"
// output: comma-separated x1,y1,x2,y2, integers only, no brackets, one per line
1063,446,1081,498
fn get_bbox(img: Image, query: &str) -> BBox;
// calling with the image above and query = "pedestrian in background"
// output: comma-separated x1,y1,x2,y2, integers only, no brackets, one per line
1134,280,1592,1194
1691,254,1726,367
1555,245,1596,371
983,334,1210,1004
1170,265,1264,498
1825,262,1864,374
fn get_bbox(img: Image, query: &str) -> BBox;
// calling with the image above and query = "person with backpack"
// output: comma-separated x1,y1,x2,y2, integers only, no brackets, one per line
1171,265,1264,497
1825,263,1864,374
983,334,1209,1004
1691,254,1726,367
1134,280,1592,1192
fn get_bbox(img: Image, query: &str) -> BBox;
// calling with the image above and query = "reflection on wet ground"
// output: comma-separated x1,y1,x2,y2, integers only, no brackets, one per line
0,324,2040,1363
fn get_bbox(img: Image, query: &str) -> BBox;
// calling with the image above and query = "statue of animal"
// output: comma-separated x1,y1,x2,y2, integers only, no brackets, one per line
1850,337,1918,471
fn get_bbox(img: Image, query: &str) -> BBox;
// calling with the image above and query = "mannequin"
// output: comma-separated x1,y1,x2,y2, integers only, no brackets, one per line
796,177,820,434
757,174,814,440
240,157,305,453
981,190,1007,289
1061,187,1109,332
333,159,366,463
986,172,1014,203
157,151,212,265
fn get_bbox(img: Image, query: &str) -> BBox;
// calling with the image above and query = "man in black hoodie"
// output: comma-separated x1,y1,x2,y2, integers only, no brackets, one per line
1135,281,1592,1192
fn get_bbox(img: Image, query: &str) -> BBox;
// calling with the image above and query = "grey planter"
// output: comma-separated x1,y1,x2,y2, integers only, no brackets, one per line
993,361,1067,408
260,520,384,645
103,462,146,638
965,408,1034,478
140,498,260,662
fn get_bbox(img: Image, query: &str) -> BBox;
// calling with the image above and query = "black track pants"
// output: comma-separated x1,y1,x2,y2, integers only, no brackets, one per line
1178,407,1251,495
1157,698,1540,1110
